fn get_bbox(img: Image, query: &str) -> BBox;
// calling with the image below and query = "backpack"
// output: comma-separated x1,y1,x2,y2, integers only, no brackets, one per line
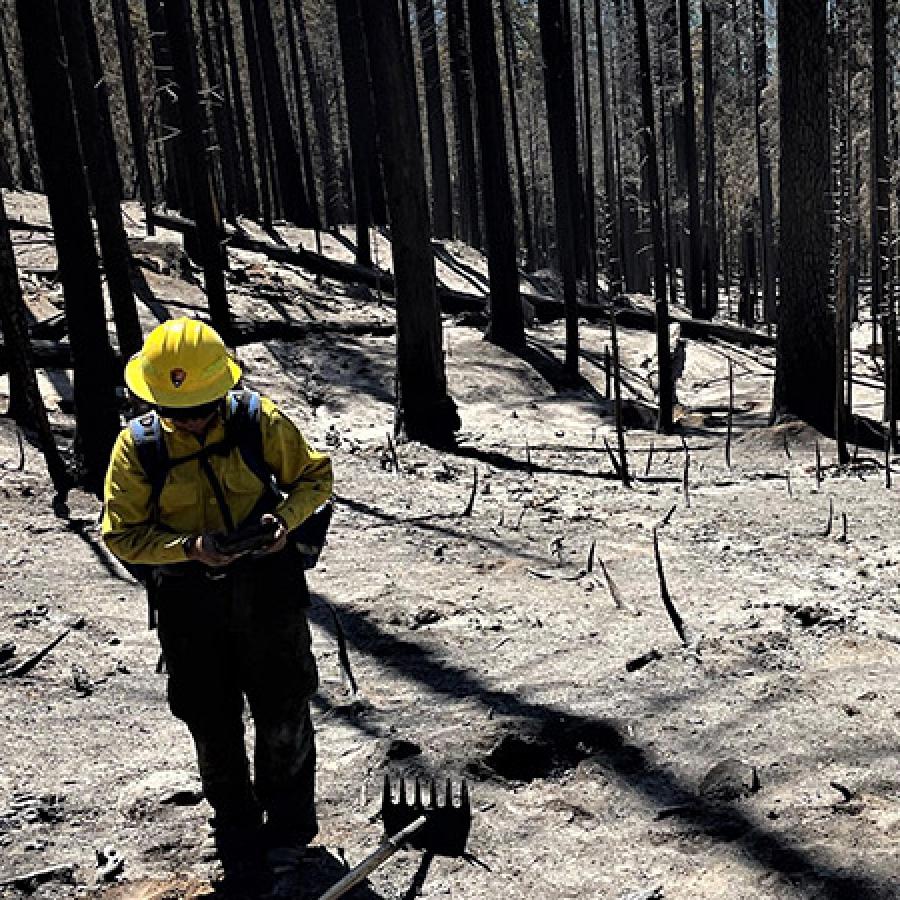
124,389,332,587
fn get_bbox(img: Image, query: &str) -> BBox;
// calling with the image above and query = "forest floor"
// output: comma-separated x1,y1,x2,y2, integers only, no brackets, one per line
2,190,900,900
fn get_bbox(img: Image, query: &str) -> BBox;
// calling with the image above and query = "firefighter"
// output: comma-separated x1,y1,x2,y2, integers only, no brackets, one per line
102,318,333,887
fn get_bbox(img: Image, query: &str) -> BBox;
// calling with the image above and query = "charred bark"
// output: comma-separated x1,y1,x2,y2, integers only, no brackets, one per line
416,0,453,238
111,0,155,230
635,0,674,432
293,0,343,227
774,0,834,430
15,0,121,493
447,0,481,248
161,0,231,338
359,0,460,446
595,1,621,298
499,0,535,273
678,0,703,318
538,0,581,374
59,0,143,361
0,191,70,493
253,0,315,226
336,0,377,265
212,0,259,219
701,3,717,318
467,0,524,350
753,0,776,325
237,0,274,228
0,6,35,191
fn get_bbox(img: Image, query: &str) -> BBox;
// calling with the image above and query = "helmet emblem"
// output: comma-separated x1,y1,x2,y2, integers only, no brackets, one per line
170,368,187,388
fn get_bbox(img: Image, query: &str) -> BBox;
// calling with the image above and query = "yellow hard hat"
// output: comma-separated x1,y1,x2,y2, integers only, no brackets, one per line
125,318,241,407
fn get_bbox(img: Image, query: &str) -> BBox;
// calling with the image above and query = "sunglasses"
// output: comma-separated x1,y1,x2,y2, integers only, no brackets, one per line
157,400,222,422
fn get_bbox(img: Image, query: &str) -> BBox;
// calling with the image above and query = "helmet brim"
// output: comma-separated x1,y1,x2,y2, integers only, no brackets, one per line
125,353,242,407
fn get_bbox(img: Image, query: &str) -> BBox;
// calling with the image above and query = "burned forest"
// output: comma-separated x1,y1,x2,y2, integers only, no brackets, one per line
1,0,900,899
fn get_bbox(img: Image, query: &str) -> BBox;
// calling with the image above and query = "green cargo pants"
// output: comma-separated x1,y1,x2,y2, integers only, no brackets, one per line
153,547,319,846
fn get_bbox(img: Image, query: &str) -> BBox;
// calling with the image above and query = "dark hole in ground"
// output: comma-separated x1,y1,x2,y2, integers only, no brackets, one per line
475,716,647,782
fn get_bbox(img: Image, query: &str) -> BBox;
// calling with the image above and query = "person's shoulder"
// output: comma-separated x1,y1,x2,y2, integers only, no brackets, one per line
257,394,288,419
109,420,142,463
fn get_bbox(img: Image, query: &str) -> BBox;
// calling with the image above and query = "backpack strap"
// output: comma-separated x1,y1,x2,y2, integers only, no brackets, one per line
226,390,279,497
129,412,169,506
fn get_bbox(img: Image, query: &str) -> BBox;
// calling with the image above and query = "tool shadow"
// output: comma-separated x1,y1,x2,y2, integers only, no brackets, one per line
256,845,388,899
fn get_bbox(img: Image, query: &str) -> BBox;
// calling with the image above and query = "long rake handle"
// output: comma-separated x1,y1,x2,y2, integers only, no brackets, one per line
317,815,428,900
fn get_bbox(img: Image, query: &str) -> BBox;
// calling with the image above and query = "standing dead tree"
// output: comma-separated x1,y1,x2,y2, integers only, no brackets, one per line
538,0,581,374
162,0,231,339
359,0,460,447
58,0,143,362
634,0,674,434
416,0,453,239
14,0,121,494
467,0,525,351
0,191,70,494
446,0,481,249
110,0,155,231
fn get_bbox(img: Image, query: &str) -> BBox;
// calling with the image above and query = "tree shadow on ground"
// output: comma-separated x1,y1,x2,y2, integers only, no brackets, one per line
432,244,489,295
309,593,898,900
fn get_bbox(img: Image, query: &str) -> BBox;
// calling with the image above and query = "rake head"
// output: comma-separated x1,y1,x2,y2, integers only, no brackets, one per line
381,776,472,857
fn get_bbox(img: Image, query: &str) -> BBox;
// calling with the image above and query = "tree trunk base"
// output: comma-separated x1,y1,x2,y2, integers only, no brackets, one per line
396,396,461,449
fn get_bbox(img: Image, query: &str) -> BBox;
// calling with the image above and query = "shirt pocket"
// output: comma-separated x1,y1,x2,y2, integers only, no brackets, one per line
222,459,267,523
157,466,201,527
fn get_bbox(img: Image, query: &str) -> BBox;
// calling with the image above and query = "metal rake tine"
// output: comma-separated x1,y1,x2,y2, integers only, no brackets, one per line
459,779,470,812
398,776,408,808
414,777,424,809
382,774,392,808
429,778,438,810
444,778,453,809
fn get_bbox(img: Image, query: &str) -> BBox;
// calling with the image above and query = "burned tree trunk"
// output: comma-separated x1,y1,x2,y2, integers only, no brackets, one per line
197,0,238,224
0,191,70,493
111,0,155,230
283,0,323,260
145,0,189,211
447,0,481,248
336,0,376,265
212,0,259,220
78,0,123,199
359,0,460,446
595,0,622,298
635,0,674,432
0,6,35,191
774,0,834,430
416,0,453,239
254,0,315,227
753,0,776,325
14,0,121,494
293,0,343,227
467,0,524,350
499,0,535,272
678,0,703,318
578,0,598,304
59,0,143,361
539,0,581,374
701,3,717,319
237,0,275,228
161,0,231,338
871,0,893,435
